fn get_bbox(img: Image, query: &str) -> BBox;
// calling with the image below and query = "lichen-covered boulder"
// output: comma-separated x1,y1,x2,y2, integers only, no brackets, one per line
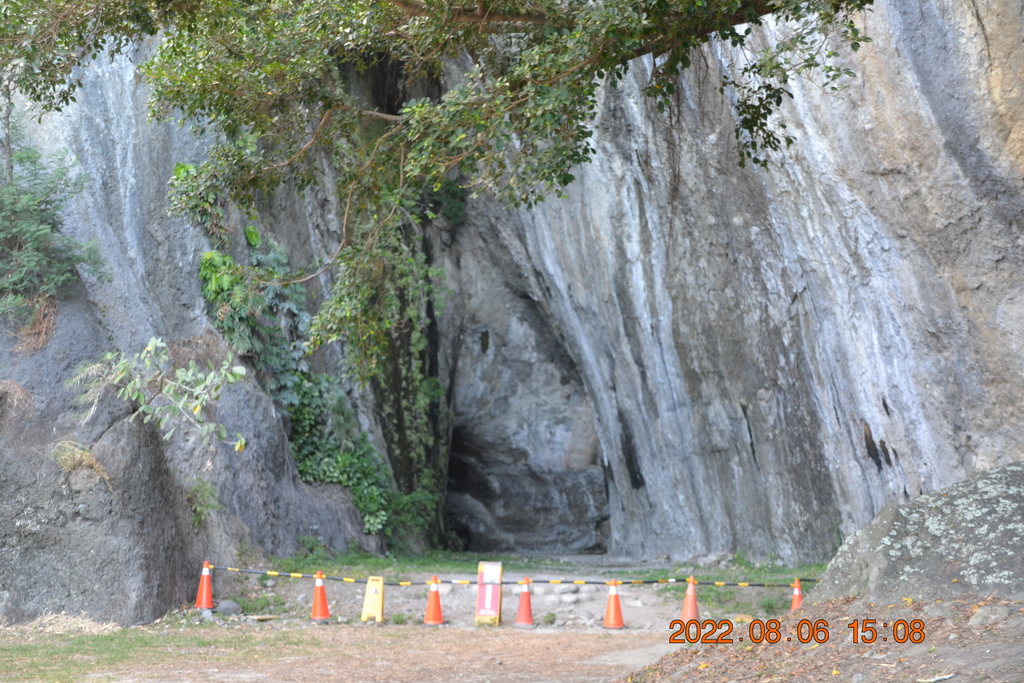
813,463,1024,602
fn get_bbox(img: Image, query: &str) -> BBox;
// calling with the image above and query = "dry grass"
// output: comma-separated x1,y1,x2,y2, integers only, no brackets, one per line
13,295,57,354
49,440,112,486
0,378,32,424
3,611,121,635
64,356,120,427
168,330,228,370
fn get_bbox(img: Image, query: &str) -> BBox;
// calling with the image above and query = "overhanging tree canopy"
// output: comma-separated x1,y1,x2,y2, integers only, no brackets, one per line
1,1,872,537
2,0,872,369
4,0,871,200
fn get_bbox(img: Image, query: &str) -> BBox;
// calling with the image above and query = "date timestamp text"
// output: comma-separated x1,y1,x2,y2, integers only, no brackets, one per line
669,618,926,645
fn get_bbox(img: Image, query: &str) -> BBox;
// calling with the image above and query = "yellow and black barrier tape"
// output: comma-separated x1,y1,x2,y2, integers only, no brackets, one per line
208,565,817,588
210,566,330,581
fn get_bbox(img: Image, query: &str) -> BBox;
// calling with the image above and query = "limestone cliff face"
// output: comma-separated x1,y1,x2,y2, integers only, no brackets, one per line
440,0,1024,562
0,45,377,625
3,0,1022,626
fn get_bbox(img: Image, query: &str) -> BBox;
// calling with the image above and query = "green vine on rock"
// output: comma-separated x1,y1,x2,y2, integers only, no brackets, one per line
196,232,415,537
306,221,448,545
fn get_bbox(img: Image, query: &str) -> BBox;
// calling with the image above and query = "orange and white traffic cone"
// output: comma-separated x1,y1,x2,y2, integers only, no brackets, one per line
790,578,803,612
514,577,534,628
194,561,213,610
603,580,624,629
681,575,699,622
311,571,331,622
424,575,444,625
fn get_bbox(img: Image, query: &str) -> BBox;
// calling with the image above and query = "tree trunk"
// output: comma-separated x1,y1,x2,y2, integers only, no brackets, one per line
2,79,12,185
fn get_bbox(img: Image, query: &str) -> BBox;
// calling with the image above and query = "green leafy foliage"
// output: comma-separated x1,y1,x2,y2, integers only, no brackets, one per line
0,0,210,112
288,373,393,535
185,477,225,526
243,224,262,249
0,122,104,325
197,245,310,405
67,337,248,451
5,0,873,550
197,236,407,536
170,162,230,243
427,177,468,226
309,230,443,384
6,0,874,220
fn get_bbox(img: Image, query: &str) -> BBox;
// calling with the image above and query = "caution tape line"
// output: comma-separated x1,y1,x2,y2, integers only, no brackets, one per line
208,566,817,588
210,566,326,581
692,580,820,588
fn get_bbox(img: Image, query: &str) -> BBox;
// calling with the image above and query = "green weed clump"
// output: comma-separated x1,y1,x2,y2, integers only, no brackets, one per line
232,593,285,615
185,478,224,526
0,122,106,342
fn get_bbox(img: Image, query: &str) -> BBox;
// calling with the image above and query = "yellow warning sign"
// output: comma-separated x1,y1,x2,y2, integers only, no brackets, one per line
361,576,385,622
475,562,502,626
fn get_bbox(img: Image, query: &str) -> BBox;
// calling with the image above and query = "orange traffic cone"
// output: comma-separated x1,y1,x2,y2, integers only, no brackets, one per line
194,561,213,610
311,571,331,621
681,575,699,622
514,577,534,628
790,578,803,612
603,580,624,629
424,575,444,625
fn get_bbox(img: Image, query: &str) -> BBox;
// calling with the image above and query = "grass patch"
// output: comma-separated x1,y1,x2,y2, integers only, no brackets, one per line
231,593,286,615
48,440,111,488
0,630,164,682
758,596,785,615
640,557,826,587
0,625,320,682
639,555,826,618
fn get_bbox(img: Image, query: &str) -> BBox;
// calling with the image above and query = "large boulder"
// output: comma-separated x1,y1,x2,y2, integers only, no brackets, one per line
0,286,377,625
813,462,1024,602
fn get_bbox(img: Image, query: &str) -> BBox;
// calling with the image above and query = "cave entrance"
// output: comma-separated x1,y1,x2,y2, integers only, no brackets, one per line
445,426,609,553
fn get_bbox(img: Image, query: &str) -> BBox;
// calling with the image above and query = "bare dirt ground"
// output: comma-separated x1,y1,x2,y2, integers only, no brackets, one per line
179,565,688,681
633,595,1024,683
96,627,673,682
3,566,1023,682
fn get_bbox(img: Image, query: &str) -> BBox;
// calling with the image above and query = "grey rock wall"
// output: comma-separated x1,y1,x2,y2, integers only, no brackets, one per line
439,0,1024,563
813,462,1024,602
0,44,377,625
4,0,1023,627
439,216,608,552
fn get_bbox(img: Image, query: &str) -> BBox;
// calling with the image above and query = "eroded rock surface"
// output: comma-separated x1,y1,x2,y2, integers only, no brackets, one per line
813,462,1024,602
0,45,376,625
438,0,1024,562
5,0,1024,626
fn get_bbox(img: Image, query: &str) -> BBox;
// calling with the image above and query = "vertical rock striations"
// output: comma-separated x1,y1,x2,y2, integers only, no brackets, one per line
3,0,1023,625
0,44,376,625
440,0,1024,563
